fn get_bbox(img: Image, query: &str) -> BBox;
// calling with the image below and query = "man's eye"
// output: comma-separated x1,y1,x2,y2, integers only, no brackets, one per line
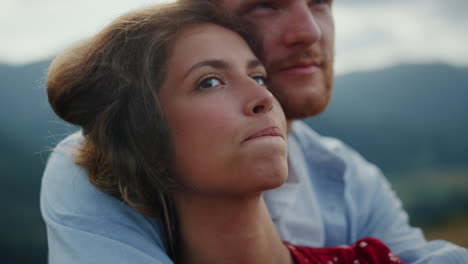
313,0,328,5
196,77,224,90
253,2,275,10
252,75,267,86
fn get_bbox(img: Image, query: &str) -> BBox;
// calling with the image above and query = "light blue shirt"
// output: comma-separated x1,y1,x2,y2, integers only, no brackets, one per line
40,121,468,263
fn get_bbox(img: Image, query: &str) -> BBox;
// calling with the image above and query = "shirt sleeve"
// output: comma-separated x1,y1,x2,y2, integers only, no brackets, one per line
40,132,174,264
339,141,468,264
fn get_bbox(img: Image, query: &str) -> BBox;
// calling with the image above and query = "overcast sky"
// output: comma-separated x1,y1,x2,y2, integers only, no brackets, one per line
1,0,467,74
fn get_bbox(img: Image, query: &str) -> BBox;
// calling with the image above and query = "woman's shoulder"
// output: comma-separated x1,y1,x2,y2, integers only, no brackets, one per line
285,237,403,264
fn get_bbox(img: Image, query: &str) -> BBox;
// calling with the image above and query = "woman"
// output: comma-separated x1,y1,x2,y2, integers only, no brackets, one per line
46,1,402,263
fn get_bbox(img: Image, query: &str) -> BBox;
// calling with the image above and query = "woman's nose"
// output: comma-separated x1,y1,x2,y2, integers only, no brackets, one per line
244,82,275,116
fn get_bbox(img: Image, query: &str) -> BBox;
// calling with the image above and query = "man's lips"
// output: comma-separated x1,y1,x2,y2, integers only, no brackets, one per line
245,127,283,141
277,60,322,75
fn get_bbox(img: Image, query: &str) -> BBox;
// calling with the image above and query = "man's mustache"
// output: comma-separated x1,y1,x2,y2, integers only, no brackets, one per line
267,48,325,73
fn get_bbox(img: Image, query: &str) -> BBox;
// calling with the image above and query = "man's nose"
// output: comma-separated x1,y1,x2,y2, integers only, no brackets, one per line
283,5,322,48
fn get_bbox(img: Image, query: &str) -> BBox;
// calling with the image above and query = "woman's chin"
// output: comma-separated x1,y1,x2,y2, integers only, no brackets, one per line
250,163,289,192
265,171,289,190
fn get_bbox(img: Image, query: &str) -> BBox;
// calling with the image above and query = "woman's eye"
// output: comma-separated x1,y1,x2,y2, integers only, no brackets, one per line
196,77,224,90
252,75,267,86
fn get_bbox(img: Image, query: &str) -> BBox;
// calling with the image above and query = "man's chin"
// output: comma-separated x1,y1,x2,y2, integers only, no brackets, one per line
283,103,326,120
270,74,332,120
276,90,331,120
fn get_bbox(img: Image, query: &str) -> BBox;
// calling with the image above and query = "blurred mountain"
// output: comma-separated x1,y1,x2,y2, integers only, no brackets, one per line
0,61,75,151
2,62,466,174
308,63,468,173
0,61,467,263
0,61,75,264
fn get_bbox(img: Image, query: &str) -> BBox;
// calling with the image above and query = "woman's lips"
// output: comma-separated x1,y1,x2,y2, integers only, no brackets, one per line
245,127,283,141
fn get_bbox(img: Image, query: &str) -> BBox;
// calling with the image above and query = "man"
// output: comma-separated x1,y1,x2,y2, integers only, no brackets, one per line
40,0,468,263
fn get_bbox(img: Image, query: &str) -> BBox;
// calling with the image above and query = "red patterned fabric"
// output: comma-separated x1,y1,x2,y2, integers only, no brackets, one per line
285,237,403,264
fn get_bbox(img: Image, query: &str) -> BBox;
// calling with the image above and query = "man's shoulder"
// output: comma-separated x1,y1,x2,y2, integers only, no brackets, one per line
53,130,84,152
42,130,119,217
40,131,158,238
41,132,169,262
41,130,88,205
290,120,359,162
290,120,382,184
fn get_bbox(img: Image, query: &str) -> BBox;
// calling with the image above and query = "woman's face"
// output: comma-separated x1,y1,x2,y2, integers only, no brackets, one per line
159,24,288,197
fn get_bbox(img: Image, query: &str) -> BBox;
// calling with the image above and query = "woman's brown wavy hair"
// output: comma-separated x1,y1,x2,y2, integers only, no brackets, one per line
46,1,258,260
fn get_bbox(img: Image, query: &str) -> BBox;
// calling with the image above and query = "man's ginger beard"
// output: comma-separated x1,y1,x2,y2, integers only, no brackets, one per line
269,64,334,120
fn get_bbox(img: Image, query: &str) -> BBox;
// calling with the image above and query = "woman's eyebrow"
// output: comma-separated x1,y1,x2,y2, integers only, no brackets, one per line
247,59,262,69
183,58,263,79
183,59,228,79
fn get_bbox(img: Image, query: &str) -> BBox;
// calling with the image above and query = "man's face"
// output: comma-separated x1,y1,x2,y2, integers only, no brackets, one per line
221,0,335,120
